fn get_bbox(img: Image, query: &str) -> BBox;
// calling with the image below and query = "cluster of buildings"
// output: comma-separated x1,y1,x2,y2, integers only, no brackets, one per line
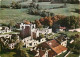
19,23,52,48
0,26,11,34
0,22,68,57
32,40,67,57
20,23,52,39
19,23,68,57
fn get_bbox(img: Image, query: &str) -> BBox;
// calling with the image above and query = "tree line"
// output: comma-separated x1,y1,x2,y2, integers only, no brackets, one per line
35,15,80,29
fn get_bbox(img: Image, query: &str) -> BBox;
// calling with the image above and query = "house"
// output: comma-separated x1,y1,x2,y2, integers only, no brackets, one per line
56,26,66,32
0,34,12,39
8,43,16,49
69,28,80,32
0,26,11,34
22,36,46,48
52,24,66,32
31,40,67,57
56,35,67,47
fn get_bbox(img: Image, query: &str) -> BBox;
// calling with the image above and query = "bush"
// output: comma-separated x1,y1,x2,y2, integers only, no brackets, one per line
67,0,79,4
11,1,21,9
1,5,10,8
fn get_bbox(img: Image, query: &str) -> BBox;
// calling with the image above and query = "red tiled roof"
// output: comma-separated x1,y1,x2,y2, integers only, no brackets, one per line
39,50,45,57
52,45,67,54
48,50,56,57
37,42,50,49
36,40,67,57
46,40,67,54
59,27,66,29
46,40,60,48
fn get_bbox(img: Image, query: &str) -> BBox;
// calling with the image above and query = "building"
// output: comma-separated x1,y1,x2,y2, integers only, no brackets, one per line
20,23,36,38
8,43,16,49
0,34,12,39
32,40,67,57
56,26,66,32
56,35,67,47
20,23,52,39
69,28,80,32
32,28,52,39
0,26,11,34
22,36,46,48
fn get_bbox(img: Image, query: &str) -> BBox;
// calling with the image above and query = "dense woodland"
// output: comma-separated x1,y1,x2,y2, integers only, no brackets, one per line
34,15,80,29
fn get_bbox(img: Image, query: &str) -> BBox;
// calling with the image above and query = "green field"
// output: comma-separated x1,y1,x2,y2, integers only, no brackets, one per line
48,4,79,16
0,0,21,6
35,2,79,17
0,8,41,24
0,1,79,24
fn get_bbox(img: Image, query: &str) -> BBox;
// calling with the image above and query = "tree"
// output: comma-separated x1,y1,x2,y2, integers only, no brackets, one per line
20,50,27,57
15,41,23,50
39,33,45,38
9,20,16,29
0,37,10,52
11,1,21,9
71,41,80,54
58,16,79,29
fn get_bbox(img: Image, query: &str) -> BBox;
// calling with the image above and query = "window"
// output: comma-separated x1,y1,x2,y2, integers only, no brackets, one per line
29,43,32,46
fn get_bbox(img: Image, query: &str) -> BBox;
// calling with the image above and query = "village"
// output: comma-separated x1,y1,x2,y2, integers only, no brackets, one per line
0,0,80,57
0,20,80,57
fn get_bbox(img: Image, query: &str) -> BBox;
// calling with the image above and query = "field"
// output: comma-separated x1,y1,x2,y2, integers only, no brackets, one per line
0,8,41,24
0,1,79,24
0,0,22,6
36,2,79,16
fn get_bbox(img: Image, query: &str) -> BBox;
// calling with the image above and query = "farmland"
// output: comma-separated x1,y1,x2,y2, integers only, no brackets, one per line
0,9,41,24
0,1,79,24
0,0,22,6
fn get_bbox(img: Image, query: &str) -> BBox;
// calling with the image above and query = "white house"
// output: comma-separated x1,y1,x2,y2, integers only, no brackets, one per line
22,36,46,48
56,36,68,47
69,28,80,32
8,43,16,49
0,26,11,34
0,34,12,39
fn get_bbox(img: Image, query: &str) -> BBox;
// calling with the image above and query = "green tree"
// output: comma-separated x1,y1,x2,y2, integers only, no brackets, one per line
58,16,79,29
9,20,16,29
15,41,23,50
11,1,21,9
39,33,45,38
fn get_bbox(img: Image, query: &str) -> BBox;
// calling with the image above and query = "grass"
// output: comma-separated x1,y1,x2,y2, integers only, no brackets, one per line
0,0,21,6
67,53,79,57
54,31,80,37
56,51,79,57
0,1,79,24
48,4,79,17
56,51,68,57
0,8,41,24
62,31,80,37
